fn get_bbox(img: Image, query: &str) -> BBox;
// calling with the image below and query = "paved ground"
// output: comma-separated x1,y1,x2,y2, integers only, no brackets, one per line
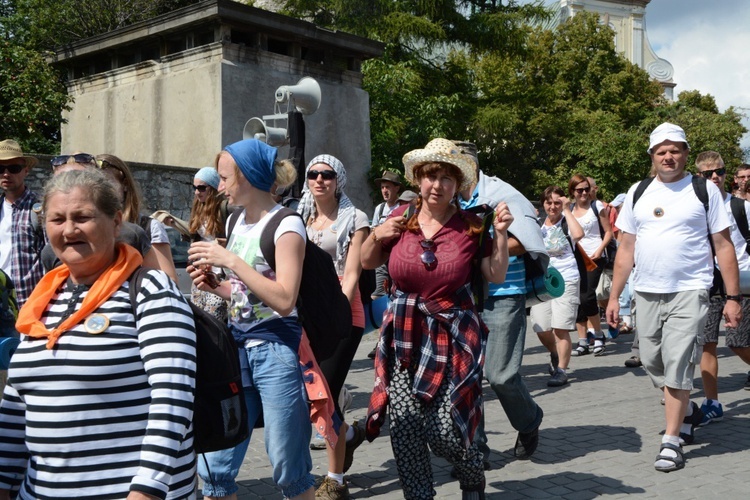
207,323,750,499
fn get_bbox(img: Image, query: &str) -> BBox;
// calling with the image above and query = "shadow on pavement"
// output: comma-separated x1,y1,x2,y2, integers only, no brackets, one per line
488,471,646,497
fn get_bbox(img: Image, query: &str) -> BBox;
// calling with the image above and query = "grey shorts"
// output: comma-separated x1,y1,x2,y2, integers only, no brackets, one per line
701,295,750,348
635,289,709,391
531,280,580,332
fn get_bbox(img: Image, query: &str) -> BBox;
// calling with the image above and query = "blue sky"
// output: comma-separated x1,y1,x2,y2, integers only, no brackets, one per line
529,0,750,152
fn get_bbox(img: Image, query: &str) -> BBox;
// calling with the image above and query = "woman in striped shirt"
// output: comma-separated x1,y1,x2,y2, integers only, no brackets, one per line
0,169,197,499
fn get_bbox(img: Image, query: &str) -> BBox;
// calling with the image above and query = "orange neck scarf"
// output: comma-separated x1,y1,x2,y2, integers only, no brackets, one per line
16,243,143,349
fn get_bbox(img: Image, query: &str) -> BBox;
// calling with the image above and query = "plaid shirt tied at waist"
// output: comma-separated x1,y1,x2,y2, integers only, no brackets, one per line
365,283,488,450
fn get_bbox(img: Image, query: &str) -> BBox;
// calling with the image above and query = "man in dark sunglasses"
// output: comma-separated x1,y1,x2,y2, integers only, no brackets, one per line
0,139,45,309
693,150,750,429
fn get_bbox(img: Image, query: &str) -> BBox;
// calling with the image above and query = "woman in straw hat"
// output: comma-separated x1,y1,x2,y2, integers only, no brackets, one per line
361,138,513,499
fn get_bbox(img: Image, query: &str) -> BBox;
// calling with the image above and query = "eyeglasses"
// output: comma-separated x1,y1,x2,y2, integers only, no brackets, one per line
51,153,96,169
307,169,337,181
0,164,25,174
420,239,437,270
700,167,726,178
574,187,590,194
192,184,208,192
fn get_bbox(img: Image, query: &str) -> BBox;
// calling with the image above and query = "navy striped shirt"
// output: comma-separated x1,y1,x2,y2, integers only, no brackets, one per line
0,270,197,499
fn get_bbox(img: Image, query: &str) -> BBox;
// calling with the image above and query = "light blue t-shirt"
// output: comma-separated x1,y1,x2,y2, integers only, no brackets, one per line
460,186,526,297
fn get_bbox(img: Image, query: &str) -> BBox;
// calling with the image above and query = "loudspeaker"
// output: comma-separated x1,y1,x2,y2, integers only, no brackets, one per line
243,117,288,147
275,77,321,115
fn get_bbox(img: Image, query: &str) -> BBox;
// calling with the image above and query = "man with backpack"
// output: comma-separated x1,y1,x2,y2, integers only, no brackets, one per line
455,141,549,468
0,139,45,307
694,151,750,425
606,123,741,473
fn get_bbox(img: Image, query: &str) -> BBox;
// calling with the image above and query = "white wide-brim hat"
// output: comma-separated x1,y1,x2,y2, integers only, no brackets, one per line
402,138,477,191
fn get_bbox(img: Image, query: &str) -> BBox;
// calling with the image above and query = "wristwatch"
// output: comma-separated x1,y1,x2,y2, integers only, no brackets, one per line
725,294,743,302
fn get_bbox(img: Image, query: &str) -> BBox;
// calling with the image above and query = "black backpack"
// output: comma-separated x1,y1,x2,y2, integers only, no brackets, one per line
227,208,353,362
128,268,248,454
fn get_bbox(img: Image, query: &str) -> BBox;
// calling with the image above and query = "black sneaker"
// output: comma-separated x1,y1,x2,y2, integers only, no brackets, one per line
367,345,377,359
745,371,750,391
548,353,559,376
514,426,539,460
624,356,642,368
547,369,568,387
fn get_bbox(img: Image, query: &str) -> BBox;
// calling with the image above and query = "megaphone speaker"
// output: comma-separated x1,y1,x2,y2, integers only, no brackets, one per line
275,76,322,115
243,117,288,147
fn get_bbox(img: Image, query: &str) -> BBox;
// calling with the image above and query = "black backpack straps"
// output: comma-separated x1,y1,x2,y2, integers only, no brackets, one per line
259,207,300,270
730,196,750,254
632,177,656,207
225,208,243,241
691,175,710,213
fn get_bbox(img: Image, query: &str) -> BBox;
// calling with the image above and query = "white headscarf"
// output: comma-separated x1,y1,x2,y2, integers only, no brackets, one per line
297,154,357,274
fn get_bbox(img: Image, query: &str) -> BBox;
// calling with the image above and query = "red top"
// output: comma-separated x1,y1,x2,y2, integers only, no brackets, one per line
383,205,492,299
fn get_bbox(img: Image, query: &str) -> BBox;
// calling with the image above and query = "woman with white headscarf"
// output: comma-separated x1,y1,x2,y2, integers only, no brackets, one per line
297,154,369,498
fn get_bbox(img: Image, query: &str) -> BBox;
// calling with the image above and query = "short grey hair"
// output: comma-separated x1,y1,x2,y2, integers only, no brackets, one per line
43,169,122,219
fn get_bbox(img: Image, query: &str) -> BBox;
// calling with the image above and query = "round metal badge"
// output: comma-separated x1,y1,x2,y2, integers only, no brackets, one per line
654,207,664,217
84,314,110,334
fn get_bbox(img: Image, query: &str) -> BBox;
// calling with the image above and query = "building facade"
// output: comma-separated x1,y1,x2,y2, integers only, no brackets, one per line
50,0,383,211
560,0,675,99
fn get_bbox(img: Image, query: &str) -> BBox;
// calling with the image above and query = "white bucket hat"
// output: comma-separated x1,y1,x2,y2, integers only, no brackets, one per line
647,122,690,154
402,138,478,191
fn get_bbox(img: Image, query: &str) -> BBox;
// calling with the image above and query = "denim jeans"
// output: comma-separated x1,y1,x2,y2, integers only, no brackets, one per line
475,295,543,460
197,341,314,498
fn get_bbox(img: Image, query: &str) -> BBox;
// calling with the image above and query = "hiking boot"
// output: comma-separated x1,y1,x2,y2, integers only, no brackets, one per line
343,420,366,473
310,432,327,450
572,344,590,356
547,369,568,387
624,356,642,368
699,401,724,426
548,352,559,376
514,426,539,460
315,476,350,500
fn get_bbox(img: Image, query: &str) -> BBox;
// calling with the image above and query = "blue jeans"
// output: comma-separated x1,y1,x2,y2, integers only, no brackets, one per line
197,342,314,498
475,295,543,460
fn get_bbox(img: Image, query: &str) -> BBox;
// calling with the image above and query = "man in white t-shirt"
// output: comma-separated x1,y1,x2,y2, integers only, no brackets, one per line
370,170,402,298
606,123,741,473
694,151,750,425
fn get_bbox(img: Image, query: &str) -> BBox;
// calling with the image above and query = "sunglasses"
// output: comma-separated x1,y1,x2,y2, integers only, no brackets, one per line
700,167,726,178
0,164,25,174
307,169,337,181
574,187,590,194
192,184,209,192
420,239,437,270
51,153,96,169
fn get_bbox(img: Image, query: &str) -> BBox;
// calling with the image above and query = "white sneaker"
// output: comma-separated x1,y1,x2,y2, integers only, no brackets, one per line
338,385,353,414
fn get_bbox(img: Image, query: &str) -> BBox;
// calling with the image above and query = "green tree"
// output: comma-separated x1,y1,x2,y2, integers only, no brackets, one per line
0,39,71,153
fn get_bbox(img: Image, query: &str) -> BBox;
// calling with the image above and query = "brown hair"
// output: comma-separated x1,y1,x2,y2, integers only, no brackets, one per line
404,162,482,235
95,154,141,223
188,181,225,237
541,185,565,206
695,151,724,170
567,173,589,197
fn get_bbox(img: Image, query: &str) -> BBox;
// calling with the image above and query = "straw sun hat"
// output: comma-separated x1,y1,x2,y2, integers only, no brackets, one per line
402,138,477,191
0,139,38,169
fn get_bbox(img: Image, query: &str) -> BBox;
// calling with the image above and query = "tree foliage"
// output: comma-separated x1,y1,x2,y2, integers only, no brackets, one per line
0,39,71,153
